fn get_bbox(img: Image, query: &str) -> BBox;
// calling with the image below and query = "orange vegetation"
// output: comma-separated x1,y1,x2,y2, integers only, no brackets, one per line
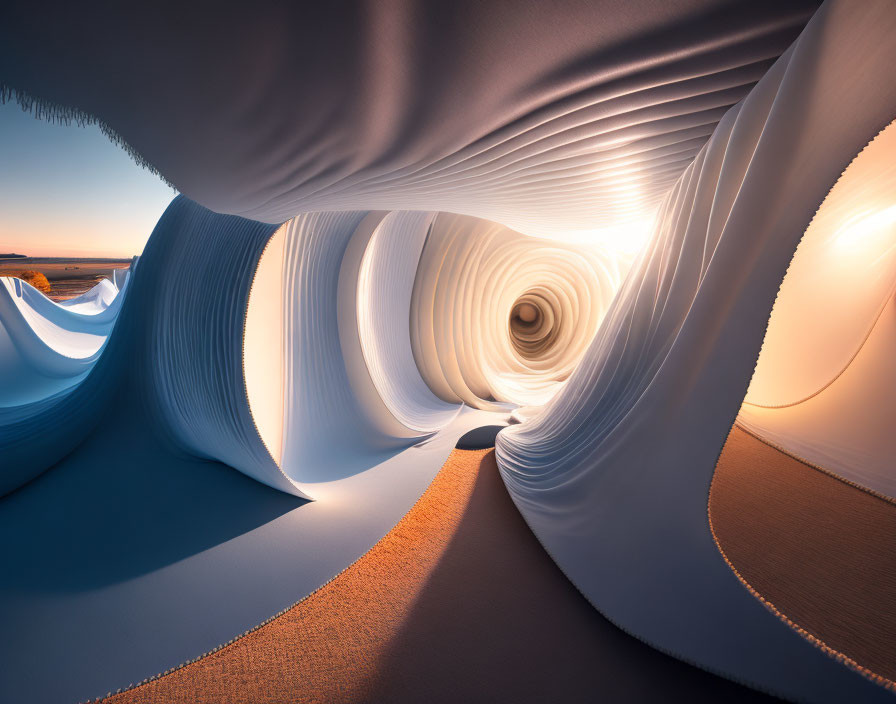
9,270,51,294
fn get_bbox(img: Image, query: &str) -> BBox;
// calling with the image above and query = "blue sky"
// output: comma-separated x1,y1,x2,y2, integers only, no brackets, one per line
0,101,175,257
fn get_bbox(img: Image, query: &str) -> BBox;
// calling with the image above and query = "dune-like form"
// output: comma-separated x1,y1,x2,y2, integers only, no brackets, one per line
1,1,895,702
103,449,776,704
0,265,131,494
0,271,127,405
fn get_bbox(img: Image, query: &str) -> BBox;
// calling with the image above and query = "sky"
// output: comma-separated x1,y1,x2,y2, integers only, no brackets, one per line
0,101,175,258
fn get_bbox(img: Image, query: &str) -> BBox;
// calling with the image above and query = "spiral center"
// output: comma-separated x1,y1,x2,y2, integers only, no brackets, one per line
516,302,538,323
509,292,561,361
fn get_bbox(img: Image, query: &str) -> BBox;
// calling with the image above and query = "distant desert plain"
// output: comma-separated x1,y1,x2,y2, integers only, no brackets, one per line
0,256,132,301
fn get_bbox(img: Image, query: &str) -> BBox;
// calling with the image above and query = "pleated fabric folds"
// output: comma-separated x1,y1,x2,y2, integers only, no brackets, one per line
496,2,896,698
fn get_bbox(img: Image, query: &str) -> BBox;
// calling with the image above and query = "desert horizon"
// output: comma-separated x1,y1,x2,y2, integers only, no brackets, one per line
0,256,132,301
2,3,895,703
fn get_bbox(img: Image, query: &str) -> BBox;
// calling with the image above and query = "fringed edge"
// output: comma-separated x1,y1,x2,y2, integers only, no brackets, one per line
0,83,177,190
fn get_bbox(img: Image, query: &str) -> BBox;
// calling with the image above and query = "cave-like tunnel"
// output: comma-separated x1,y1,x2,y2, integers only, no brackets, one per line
1,1,895,702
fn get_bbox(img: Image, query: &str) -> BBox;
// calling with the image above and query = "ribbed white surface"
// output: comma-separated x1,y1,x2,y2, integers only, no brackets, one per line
0,2,818,237
410,213,627,409
497,2,896,699
1,2,895,702
355,211,461,433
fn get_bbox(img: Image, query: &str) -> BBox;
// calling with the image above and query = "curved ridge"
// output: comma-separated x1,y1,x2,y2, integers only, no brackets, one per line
2,2,896,703
496,2,896,699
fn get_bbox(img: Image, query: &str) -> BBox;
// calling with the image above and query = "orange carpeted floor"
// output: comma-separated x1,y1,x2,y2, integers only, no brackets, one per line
104,449,770,703
710,425,896,686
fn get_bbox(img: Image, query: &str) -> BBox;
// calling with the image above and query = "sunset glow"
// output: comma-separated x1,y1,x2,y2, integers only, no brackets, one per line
0,102,173,257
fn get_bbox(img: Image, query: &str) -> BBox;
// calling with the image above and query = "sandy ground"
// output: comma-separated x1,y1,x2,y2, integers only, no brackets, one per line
0,258,131,301
710,425,896,686
105,449,771,704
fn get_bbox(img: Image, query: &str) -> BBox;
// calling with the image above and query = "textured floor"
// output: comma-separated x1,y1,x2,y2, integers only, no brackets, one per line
104,449,772,703
710,425,896,685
